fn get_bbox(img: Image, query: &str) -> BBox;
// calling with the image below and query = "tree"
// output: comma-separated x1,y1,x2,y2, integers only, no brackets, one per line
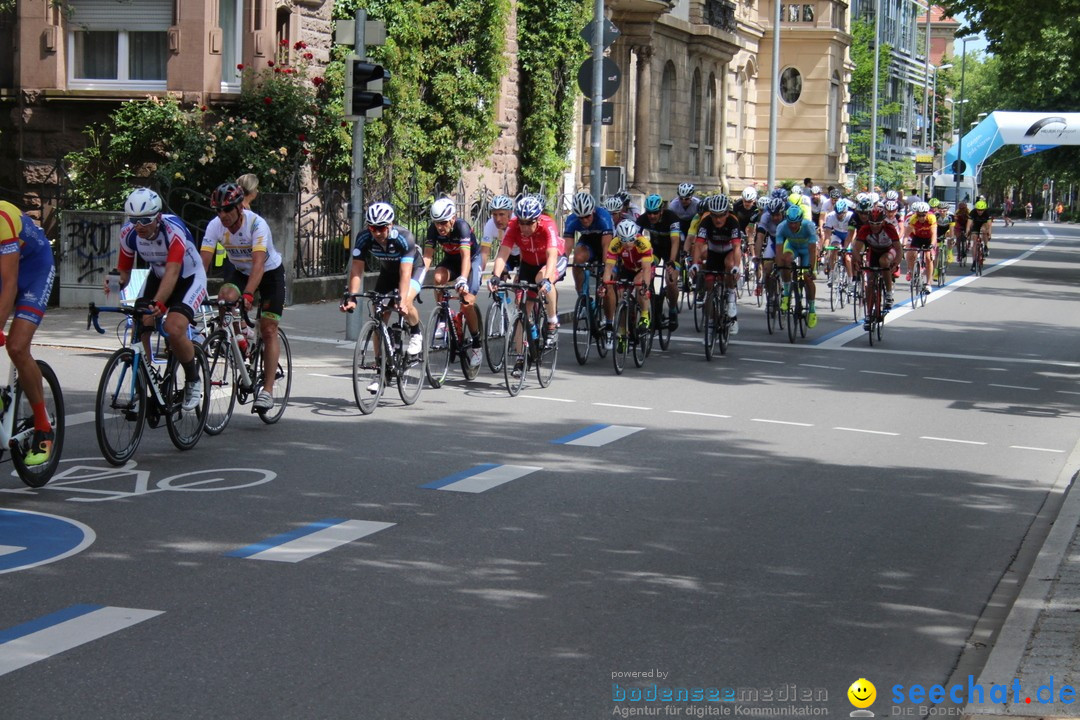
846,18,901,188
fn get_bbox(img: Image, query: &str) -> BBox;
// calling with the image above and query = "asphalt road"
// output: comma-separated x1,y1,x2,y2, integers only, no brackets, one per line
1,221,1078,719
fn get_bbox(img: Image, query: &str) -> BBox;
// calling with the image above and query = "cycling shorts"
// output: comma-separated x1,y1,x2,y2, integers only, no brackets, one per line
374,260,427,296
141,272,207,324
866,247,897,267
782,239,811,269
13,261,55,326
907,237,933,250
437,253,483,295
223,264,286,320
518,256,568,286
574,234,605,263
703,248,733,273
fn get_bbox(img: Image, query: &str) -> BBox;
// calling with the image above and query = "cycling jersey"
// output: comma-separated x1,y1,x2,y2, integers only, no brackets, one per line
823,211,855,244
502,215,562,267
907,213,937,240
855,223,901,250
636,209,681,261
696,214,743,253
201,208,282,274
352,225,421,266
118,214,204,280
777,219,818,246
668,197,700,224
731,201,760,237
0,201,55,326
605,236,654,272
809,195,825,225
425,218,478,256
563,207,614,245
969,209,992,231
481,216,517,257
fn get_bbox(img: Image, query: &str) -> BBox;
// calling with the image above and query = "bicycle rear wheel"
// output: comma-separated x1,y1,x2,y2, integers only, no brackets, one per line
425,307,452,388
717,294,730,356
484,297,510,373
397,321,426,405
11,360,65,487
613,302,630,375
95,348,146,466
165,345,208,451
703,293,716,361
631,305,647,369
352,322,385,414
203,330,237,435
692,281,704,333
593,299,609,358
572,294,592,365
251,328,292,425
504,315,528,396
459,308,483,381
656,292,672,351
786,290,796,344
536,316,558,388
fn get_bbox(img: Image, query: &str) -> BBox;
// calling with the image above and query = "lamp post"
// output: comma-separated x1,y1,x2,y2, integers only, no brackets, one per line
767,0,782,190
929,63,952,165
953,37,971,206
869,0,882,191
919,0,932,150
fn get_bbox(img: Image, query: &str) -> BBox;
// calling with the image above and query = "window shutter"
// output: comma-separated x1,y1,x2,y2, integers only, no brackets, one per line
68,0,173,32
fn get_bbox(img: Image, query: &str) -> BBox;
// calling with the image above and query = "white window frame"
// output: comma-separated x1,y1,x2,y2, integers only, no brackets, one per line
67,29,168,91
220,0,244,93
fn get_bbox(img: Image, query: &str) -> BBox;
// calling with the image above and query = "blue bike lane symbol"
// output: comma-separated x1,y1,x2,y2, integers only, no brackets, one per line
0,509,95,574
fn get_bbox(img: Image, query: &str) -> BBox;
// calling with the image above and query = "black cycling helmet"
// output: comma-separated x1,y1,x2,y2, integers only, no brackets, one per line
211,182,244,211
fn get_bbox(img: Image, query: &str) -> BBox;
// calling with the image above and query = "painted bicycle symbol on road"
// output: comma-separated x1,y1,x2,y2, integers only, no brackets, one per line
1,458,276,502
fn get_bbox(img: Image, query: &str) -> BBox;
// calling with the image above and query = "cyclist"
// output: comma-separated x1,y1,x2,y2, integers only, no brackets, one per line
480,194,516,274
612,190,641,220
636,193,682,329
669,182,700,256
733,187,761,293
822,198,855,286
604,195,631,225
691,194,743,335
0,201,56,465
489,196,564,374
930,198,955,267
853,206,901,321
340,202,426,393
808,185,826,243
111,187,207,411
968,199,992,260
904,201,937,290
776,206,821,329
565,191,615,301
601,219,655,351
423,197,483,369
1025,201,1033,220
199,182,285,413
755,197,788,307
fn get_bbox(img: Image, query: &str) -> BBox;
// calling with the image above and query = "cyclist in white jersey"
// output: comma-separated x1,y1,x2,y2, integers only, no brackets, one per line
480,194,516,274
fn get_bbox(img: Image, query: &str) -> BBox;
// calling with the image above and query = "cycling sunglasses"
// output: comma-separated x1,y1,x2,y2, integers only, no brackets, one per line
129,216,157,227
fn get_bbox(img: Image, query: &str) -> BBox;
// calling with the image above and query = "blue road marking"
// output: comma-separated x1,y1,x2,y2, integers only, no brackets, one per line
0,604,102,645
225,518,348,558
0,509,96,574
421,464,500,490
422,464,541,493
550,424,610,445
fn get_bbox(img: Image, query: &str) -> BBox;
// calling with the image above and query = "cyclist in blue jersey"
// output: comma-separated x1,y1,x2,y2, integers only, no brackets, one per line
776,206,821,328
0,201,56,465
565,191,615,299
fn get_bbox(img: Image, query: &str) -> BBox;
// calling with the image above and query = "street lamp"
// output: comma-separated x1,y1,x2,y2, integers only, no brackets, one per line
953,37,972,206
929,63,952,163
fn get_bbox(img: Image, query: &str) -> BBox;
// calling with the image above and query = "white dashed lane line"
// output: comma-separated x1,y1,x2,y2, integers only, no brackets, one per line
800,363,844,370
834,427,900,436
924,377,973,384
920,436,987,446
593,403,651,411
989,384,1038,391
670,410,732,419
751,419,814,427
861,370,906,377
741,358,784,364
1010,446,1064,454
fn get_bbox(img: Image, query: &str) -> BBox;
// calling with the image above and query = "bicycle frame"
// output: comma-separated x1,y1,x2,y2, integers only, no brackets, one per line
0,362,34,451
205,300,258,392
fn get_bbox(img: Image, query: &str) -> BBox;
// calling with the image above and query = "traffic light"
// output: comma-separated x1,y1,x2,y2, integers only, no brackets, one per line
344,55,391,120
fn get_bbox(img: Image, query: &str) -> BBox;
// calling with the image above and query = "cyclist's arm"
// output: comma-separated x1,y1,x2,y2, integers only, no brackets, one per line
199,248,214,273
244,250,267,302
491,242,511,281
543,246,558,283
0,252,18,331
397,259,414,313
152,261,182,313
422,244,435,270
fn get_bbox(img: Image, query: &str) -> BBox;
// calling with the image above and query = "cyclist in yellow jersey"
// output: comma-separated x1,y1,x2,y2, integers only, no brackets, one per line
601,220,655,347
904,202,937,290
0,201,57,465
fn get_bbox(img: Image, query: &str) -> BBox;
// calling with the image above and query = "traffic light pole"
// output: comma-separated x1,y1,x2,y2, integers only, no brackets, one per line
346,9,366,342
589,0,603,199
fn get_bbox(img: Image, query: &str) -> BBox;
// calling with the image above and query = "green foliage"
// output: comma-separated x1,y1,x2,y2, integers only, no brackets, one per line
846,18,900,179
334,0,511,200
517,0,590,192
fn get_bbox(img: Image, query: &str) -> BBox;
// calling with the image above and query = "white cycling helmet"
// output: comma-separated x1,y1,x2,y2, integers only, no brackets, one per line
756,196,770,211
742,186,758,202
811,185,821,194
885,190,900,201
365,202,395,227
912,201,931,214
677,182,695,198
430,197,456,222
705,194,731,214
571,191,595,216
603,196,624,213
489,195,513,211
125,187,162,218
615,219,640,244
790,185,803,196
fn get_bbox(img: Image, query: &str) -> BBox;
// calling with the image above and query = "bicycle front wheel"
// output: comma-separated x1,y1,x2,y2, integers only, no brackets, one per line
397,321,426,405
425,307,451,388
95,347,146,466
353,322,386,414
536,317,558,388
504,315,528,397
251,328,292,425
203,330,237,435
12,360,66,487
484,297,509,373
631,306,647,369
613,302,630,375
459,308,483,381
656,292,672,351
572,295,592,365
165,345,208,451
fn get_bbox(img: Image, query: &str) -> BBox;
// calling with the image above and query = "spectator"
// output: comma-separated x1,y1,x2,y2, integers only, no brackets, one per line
236,173,259,210
1055,201,1064,222
1002,198,1014,226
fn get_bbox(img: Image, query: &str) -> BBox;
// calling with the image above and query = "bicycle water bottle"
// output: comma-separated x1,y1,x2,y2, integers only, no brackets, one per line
238,325,255,356
529,322,539,341
105,269,121,299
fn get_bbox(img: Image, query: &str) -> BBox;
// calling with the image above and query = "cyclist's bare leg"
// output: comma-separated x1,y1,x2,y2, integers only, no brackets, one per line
7,319,43,407
573,245,590,296
258,315,280,394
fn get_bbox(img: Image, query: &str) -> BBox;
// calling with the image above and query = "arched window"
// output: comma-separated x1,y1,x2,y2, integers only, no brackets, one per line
689,69,702,176
705,72,717,176
659,61,676,172
828,72,841,175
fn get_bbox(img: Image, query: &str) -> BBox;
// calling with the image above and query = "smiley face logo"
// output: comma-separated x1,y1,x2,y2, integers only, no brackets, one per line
848,678,876,709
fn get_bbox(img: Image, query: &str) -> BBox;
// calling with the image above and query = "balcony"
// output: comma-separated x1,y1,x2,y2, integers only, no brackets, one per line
704,0,738,33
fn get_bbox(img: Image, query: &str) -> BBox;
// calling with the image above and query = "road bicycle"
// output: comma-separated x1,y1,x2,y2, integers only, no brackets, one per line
824,244,850,311
0,356,65,488
570,261,609,365
701,270,733,361
862,264,889,346
649,257,679,351
934,243,949,288
909,247,934,308
763,263,785,336
483,272,521,373
738,237,756,299
955,230,969,269
970,231,986,276
608,278,651,374
88,302,210,466
499,280,557,396
201,298,292,434
345,291,427,414
424,284,484,387
783,256,809,343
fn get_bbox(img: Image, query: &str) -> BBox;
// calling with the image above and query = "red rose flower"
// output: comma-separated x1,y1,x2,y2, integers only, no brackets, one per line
301,148,310,155
298,133,307,141
267,60,275,67
200,105,208,112
280,39,289,47
312,76,325,87
263,97,272,105
304,52,313,60
236,63,244,70
294,41,307,50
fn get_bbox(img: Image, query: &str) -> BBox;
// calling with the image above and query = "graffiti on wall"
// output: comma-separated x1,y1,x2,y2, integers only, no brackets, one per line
62,212,123,286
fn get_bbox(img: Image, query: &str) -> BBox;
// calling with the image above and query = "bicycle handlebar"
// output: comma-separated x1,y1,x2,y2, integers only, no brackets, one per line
86,301,152,335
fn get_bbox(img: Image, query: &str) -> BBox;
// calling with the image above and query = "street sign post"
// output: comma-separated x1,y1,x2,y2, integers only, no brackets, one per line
582,101,614,126
579,18,619,47
577,56,621,100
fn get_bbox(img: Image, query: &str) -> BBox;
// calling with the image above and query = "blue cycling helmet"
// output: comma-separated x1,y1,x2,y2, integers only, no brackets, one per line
766,198,787,215
785,206,804,223
644,194,663,213
771,187,790,200
834,198,849,214
515,196,543,221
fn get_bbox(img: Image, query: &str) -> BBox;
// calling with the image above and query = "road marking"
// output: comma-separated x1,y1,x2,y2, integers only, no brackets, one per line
800,363,844,370
834,427,900,436
552,424,644,447
1058,391,1080,396
1010,445,1064,453
0,509,96,574
924,377,973,384
593,402,651,411
861,370,906,377
309,372,349,380
751,419,813,427
519,395,575,402
0,545,25,557
920,436,987,446
422,464,541,493
64,411,96,428
0,605,162,677
670,410,732,419
742,358,784,364
989,384,1038,391
227,519,395,562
